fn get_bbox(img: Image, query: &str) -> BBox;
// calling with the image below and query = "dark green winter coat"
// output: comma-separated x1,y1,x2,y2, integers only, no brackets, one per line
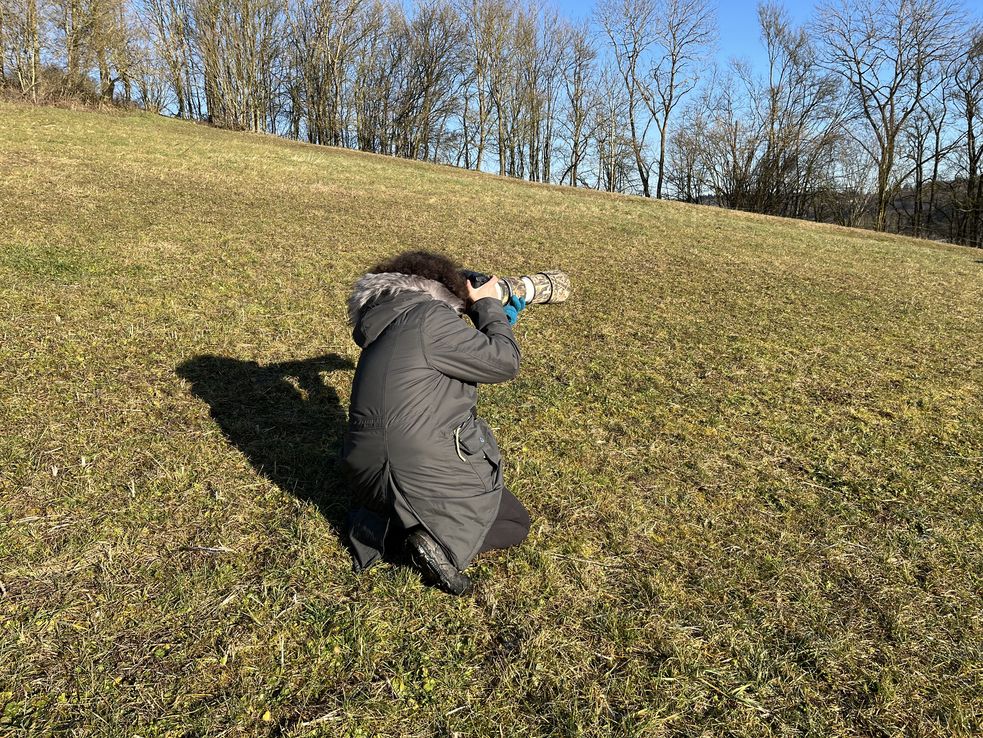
343,272,521,571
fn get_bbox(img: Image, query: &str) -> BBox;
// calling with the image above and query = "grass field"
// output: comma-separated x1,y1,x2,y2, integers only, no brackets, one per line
1,102,981,737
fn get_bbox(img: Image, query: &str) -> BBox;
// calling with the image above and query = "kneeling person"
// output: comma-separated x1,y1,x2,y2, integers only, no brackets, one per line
343,250,530,594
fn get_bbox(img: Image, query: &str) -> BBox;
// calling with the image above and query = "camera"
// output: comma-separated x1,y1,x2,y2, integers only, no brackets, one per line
462,270,570,305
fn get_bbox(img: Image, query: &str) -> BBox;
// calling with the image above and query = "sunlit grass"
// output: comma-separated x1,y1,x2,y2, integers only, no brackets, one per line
1,101,981,736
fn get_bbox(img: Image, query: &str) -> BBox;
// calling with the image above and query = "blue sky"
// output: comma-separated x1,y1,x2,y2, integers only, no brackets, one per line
550,0,816,73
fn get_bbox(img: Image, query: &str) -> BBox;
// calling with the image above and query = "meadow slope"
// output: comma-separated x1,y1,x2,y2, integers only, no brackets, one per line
1,103,981,737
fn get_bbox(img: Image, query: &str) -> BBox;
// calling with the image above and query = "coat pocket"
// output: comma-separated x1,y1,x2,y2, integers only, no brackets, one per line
453,417,502,492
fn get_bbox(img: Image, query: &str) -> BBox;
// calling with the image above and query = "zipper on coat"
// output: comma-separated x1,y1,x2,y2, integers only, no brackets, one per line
454,426,467,462
453,412,476,462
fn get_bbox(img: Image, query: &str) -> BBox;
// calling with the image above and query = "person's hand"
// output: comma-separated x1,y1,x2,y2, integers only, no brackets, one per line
503,295,526,326
467,276,500,305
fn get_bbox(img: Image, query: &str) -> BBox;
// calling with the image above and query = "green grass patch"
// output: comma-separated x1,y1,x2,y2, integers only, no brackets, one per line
0,242,109,281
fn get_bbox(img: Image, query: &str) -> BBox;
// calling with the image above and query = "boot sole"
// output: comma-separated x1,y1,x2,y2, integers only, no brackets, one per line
407,532,473,596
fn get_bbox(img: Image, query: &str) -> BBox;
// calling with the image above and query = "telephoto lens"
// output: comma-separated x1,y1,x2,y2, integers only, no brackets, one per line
462,270,571,305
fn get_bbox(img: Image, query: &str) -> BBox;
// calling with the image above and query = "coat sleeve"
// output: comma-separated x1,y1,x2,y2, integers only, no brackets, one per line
423,298,521,384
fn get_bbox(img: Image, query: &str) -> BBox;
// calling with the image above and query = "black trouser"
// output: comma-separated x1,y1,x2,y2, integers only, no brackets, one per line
366,486,530,566
478,486,531,554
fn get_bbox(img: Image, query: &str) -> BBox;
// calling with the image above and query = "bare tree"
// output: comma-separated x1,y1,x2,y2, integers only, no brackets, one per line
349,0,398,153
559,20,597,187
194,0,285,131
826,133,878,226
0,0,42,99
536,10,564,182
667,94,712,202
129,15,170,112
897,74,958,237
596,0,655,195
458,0,499,170
638,0,714,198
700,67,763,209
143,0,196,116
953,25,983,246
395,0,465,161
55,0,106,96
517,7,563,183
816,0,961,231
0,0,7,81
289,0,370,143
86,0,131,102
739,2,844,217
594,63,635,192
488,0,518,176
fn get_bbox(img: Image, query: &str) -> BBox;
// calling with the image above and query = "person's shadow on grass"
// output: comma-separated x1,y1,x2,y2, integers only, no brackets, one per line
176,353,354,532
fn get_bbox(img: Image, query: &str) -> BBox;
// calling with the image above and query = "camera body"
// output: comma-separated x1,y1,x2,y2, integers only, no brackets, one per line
462,270,571,305
462,270,494,290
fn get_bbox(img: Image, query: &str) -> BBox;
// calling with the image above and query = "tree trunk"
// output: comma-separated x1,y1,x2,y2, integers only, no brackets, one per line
656,121,667,199
0,9,6,83
29,0,39,101
627,102,649,196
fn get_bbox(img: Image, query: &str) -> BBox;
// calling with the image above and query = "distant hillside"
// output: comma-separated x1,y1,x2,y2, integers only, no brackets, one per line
1,102,981,737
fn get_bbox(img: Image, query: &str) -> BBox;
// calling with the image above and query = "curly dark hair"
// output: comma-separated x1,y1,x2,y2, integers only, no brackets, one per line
371,250,469,302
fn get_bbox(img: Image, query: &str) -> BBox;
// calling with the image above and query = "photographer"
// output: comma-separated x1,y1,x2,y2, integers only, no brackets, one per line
343,250,530,595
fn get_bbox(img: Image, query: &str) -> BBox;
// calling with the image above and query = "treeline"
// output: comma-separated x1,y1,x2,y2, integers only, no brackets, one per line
1,0,981,247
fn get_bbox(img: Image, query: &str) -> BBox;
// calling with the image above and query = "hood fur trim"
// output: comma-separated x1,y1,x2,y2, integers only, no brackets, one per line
348,272,466,325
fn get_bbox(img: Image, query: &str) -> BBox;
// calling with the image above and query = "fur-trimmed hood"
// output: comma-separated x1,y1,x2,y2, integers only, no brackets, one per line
348,272,465,325
348,272,466,348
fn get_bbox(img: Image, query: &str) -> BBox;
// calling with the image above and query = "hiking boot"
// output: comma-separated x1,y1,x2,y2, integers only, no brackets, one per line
405,530,473,596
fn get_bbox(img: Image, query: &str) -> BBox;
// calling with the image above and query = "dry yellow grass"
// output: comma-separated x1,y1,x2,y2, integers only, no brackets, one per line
1,101,981,736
